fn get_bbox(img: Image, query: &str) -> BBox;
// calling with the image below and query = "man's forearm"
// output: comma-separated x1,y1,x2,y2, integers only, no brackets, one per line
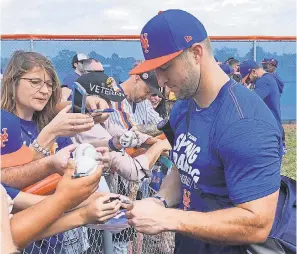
13,193,46,211
1,157,54,189
136,124,162,136
156,167,181,208
165,206,271,245
34,209,84,242
144,142,166,168
10,194,68,249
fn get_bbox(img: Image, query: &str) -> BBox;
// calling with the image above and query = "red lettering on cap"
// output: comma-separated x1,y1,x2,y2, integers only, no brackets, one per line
140,33,149,53
185,36,193,43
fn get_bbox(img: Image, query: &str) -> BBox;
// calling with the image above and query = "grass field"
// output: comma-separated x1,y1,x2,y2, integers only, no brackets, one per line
281,124,296,180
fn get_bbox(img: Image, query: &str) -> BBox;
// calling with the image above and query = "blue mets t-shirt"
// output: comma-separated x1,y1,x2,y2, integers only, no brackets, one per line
19,118,73,152
170,80,282,254
18,118,74,254
2,183,20,199
62,71,80,89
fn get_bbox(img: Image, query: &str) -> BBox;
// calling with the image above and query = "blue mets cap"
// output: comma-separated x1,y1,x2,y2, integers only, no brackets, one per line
130,9,208,75
262,58,278,67
1,110,33,168
239,60,259,83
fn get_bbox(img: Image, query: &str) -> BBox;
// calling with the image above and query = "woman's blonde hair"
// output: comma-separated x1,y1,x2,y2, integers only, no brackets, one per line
1,50,62,131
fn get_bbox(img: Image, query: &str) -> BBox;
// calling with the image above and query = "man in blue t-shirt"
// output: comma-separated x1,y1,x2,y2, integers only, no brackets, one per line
125,9,282,254
62,53,90,89
240,60,286,154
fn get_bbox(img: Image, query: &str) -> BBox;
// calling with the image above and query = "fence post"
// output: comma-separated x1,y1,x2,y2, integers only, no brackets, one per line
30,39,34,51
97,177,113,254
253,40,257,61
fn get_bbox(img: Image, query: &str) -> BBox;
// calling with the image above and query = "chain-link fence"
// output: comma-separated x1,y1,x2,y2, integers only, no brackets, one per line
1,35,296,253
22,168,175,254
1,36,296,121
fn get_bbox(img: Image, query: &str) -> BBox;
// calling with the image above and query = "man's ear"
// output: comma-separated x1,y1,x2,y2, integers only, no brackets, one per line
134,75,141,82
190,43,203,64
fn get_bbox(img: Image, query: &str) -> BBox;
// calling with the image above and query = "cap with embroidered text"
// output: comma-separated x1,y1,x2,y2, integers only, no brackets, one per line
76,72,126,102
130,9,208,75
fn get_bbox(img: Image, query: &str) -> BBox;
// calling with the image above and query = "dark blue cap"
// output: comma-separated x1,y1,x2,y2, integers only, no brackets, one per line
1,110,33,168
262,58,278,67
239,60,259,82
130,9,208,75
220,64,235,75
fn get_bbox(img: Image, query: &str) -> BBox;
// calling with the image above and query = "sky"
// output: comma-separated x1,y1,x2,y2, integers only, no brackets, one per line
0,0,296,36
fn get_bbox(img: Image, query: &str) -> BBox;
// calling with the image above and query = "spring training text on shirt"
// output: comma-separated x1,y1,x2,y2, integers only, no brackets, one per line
172,132,201,187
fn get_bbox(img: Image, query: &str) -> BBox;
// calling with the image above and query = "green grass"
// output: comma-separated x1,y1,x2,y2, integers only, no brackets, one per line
281,124,296,180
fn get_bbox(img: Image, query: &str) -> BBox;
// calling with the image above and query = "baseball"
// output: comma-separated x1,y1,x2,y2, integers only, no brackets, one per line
75,156,98,175
74,143,98,175
74,143,97,160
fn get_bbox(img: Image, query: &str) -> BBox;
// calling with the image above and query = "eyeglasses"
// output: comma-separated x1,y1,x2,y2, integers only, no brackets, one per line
20,78,57,91
151,94,161,97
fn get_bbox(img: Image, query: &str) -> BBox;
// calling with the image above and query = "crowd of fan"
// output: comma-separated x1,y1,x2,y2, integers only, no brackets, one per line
0,50,287,254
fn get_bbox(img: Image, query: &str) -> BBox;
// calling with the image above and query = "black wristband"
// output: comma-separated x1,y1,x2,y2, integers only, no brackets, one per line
152,195,168,208
108,138,122,152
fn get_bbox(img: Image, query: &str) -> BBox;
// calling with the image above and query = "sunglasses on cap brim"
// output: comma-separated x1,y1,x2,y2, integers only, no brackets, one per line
84,70,104,73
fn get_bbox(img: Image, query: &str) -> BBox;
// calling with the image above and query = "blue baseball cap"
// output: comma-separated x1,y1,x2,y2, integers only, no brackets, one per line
130,9,208,75
239,60,259,83
1,110,33,168
220,64,235,75
261,58,278,67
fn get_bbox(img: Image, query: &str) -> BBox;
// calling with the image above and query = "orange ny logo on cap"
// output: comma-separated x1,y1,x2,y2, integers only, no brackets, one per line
1,128,8,147
140,33,149,53
184,36,192,43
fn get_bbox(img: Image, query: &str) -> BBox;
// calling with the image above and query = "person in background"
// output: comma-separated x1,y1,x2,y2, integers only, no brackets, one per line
261,58,278,73
240,60,287,154
220,64,235,77
220,63,242,83
109,67,164,137
228,58,240,73
61,53,90,101
63,53,89,89
149,88,168,119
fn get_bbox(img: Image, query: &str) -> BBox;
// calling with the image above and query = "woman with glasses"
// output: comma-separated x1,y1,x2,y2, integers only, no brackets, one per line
0,50,98,253
1,51,95,153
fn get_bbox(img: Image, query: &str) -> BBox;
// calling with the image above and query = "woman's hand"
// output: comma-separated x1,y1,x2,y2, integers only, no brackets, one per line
43,105,94,138
79,193,121,224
